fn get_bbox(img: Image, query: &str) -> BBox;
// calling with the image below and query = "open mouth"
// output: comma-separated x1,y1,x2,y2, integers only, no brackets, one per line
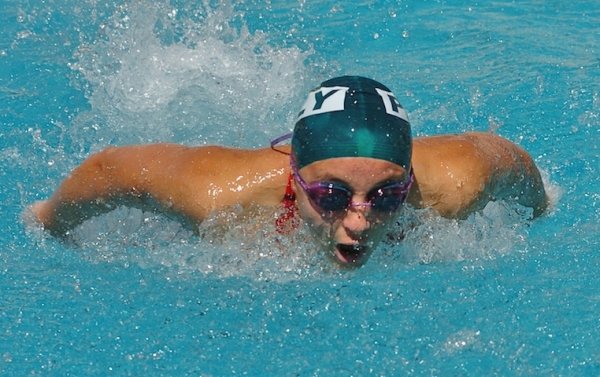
334,244,369,265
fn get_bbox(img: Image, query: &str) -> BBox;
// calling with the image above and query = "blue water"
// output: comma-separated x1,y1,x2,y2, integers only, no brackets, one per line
1,0,599,375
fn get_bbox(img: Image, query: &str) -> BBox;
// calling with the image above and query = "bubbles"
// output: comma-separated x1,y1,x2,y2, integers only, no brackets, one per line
378,201,535,265
442,329,481,354
69,1,310,147
48,198,541,283
56,204,332,282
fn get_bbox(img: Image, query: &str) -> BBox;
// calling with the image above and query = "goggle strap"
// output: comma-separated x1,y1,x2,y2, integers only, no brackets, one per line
270,132,293,149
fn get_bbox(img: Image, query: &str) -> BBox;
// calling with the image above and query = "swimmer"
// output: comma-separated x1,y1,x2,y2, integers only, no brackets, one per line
29,76,548,267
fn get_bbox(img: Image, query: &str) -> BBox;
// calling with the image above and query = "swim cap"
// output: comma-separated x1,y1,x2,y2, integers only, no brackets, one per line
291,76,412,169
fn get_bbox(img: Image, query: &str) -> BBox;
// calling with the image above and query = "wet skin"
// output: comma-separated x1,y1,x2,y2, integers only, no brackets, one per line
294,157,409,267
28,133,547,268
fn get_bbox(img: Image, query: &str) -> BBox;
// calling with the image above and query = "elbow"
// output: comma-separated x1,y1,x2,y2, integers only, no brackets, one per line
84,147,118,176
522,165,549,218
66,147,120,198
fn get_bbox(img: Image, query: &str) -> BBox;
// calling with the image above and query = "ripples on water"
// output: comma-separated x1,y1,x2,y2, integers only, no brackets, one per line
14,0,573,282
5,0,599,375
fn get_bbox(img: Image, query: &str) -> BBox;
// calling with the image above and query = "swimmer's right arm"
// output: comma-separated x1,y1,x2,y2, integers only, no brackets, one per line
30,144,194,236
28,144,290,236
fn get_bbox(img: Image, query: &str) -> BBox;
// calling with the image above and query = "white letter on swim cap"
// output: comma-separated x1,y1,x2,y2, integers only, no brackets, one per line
297,86,349,121
375,88,409,122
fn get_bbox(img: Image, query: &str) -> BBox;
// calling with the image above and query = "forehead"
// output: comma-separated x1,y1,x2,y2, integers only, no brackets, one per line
299,157,406,186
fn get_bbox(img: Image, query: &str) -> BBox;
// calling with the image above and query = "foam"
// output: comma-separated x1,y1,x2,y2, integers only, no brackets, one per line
376,200,535,266
69,1,310,147
61,205,333,283
539,168,562,212
48,199,538,282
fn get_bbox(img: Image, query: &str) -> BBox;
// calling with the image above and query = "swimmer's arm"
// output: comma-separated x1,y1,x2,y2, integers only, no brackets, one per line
29,144,290,236
489,138,548,217
29,144,196,236
409,133,548,218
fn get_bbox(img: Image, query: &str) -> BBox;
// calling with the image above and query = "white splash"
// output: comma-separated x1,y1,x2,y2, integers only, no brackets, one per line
378,200,536,265
69,1,309,147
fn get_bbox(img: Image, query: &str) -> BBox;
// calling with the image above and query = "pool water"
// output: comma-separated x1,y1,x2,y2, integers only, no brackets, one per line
1,0,599,375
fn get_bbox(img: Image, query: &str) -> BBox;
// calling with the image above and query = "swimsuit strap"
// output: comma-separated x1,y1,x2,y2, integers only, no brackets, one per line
275,173,300,234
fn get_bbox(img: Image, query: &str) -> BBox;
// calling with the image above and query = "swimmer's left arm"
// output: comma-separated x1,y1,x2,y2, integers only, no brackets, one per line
409,132,547,218
489,135,548,217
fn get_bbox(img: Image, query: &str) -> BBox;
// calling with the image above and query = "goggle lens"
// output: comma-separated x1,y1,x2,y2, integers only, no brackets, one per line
305,181,410,216
307,184,353,212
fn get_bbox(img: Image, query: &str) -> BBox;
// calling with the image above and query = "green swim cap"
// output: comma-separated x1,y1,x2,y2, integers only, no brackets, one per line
291,76,412,169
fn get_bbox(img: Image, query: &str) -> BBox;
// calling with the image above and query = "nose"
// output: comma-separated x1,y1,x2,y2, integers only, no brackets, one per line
341,205,370,235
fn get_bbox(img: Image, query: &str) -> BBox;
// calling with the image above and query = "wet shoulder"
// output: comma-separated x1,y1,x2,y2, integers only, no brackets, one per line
174,145,291,210
411,133,498,217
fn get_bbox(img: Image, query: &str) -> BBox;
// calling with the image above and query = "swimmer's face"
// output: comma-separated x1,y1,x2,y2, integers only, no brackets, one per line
294,157,410,268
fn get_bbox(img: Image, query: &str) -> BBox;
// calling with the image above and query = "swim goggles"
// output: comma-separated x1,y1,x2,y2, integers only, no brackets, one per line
271,132,413,218
291,155,413,218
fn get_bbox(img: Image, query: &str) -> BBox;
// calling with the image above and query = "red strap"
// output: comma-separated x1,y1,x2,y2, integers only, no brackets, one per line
275,173,300,233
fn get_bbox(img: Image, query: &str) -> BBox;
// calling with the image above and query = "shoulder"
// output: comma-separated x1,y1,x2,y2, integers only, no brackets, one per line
171,144,292,210
91,143,289,174
410,132,546,217
91,143,291,213
412,132,516,178
410,133,490,217
412,132,497,173
175,145,290,177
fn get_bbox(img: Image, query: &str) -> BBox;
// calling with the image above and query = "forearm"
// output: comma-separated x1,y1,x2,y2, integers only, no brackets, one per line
31,147,151,235
474,137,548,217
31,197,121,236
505,149,548,217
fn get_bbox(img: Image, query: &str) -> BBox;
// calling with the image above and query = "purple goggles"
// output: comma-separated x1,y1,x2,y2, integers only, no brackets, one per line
290,154,413,218
270,132,413,217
